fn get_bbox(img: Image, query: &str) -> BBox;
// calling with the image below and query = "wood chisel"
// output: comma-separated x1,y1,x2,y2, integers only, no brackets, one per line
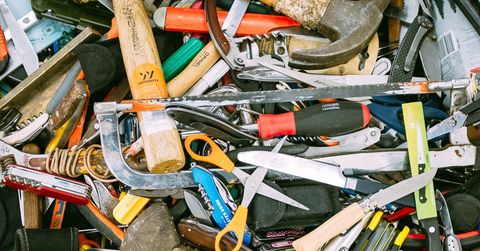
113,0,185,173
402,102,441,251
0,0,38,74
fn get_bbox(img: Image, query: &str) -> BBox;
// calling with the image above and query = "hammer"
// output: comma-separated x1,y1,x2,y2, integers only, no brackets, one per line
261,0,391,69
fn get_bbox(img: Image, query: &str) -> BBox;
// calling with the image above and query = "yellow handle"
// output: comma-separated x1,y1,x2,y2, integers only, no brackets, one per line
184,134,235,172
366,211,384,231
394,226,410,247
215,206,249,251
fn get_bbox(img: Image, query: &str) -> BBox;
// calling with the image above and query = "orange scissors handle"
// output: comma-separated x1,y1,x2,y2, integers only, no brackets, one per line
184,134,235,172
215,206,249,251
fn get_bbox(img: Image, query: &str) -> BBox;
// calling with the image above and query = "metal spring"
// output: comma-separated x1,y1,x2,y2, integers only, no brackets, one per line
15,112,44,130
45,144,117,183
287,136,326,146
198,185,214,211
241,33,287,58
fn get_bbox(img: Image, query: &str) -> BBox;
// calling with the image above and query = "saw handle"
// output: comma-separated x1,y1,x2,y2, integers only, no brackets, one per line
292,203,366,251
205,0,230,54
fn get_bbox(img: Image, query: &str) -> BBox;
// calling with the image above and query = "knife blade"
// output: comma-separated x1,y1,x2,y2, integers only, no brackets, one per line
184,190,212,224
290,167,437,251
237,151,420,207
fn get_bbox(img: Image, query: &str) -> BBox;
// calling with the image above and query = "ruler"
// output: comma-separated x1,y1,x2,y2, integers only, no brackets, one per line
402,102,441,250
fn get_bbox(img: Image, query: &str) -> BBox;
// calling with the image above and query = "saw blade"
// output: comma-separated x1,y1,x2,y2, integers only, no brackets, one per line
117,79,470,112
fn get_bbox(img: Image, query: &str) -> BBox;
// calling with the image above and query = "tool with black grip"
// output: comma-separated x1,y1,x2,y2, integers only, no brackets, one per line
257,101,370,139
403,102,441,251
388,15,433,83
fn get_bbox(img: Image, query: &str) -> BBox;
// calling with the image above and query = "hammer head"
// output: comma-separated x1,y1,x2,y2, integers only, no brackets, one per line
289,0,391,69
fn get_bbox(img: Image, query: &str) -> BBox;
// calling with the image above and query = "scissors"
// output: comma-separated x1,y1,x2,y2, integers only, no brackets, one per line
184,134,309,251
427,98,480,140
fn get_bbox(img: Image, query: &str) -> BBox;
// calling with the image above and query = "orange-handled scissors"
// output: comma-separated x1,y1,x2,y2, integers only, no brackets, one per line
185,134,308,251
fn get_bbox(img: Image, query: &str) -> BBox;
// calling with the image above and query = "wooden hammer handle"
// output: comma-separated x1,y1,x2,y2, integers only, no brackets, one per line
113,0,185,172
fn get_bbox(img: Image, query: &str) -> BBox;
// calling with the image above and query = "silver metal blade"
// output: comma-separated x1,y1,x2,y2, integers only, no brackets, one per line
98,0,114,13
259,62,333,88
369,167,437,208
0,1,39,74
237,151,347,188
426,112,467,140
232,167,308,210
436,190,454,235
184,190,212,223
222,0,250,37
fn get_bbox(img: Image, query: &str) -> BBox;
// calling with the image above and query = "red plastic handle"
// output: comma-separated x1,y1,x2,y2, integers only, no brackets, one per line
258,112,296,139
163,7,300,36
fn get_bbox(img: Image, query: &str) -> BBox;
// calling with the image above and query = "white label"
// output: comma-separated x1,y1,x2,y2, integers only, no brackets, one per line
139,110,176,135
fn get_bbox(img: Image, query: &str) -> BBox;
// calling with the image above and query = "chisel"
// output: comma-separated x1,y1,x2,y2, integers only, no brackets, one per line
113,0,185,173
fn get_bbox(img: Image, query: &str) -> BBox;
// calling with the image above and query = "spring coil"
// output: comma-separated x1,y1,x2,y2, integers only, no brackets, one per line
244,33,287,57
45,144,117,183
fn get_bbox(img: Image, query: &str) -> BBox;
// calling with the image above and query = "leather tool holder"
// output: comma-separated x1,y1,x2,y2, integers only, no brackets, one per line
247,180,341,231
14,228,78,251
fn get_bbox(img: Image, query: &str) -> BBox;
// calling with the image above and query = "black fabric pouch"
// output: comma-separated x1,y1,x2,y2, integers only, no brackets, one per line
247,180,341,231
14,227,78,251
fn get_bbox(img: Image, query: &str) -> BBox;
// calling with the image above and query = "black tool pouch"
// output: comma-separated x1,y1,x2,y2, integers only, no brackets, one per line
247,180,341,232
14,227,78,251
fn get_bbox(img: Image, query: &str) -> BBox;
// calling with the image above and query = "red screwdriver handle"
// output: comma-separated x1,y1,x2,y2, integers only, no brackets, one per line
257,102,370,139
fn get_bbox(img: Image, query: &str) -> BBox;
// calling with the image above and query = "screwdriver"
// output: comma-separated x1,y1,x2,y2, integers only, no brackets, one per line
390,226,410,251
353,211,384,251
256,101,370,139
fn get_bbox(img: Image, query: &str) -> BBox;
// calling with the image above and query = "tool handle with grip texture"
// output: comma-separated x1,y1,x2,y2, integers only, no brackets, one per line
215,206,248,251
292,203,366,251
162,38,204,82
258,101,370,139
167,41,220,97
388,15,432,83
420,217,442,251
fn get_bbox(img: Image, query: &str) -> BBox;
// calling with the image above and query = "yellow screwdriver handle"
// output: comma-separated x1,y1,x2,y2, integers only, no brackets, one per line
215,206,249,251
184,134,235,172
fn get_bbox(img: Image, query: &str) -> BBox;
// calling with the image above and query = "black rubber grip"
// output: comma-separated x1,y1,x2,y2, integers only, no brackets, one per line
294,101,369,136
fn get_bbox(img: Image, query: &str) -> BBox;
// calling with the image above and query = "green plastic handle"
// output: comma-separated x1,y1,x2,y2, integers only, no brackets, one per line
163,37,204,82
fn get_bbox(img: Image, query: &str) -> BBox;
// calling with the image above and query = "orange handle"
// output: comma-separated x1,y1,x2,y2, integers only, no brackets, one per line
184,134,235,172
163,7,299,36
215,206,248,251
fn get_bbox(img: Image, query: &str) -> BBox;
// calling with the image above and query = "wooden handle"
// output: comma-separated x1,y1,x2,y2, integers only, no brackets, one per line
215,206,248,251
167,41,220,97
48,80,86,131
292,203,366,251
114,0,185,172
22,143,42,229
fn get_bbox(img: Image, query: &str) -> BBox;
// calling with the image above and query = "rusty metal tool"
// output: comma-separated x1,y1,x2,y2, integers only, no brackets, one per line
287,0,391,69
